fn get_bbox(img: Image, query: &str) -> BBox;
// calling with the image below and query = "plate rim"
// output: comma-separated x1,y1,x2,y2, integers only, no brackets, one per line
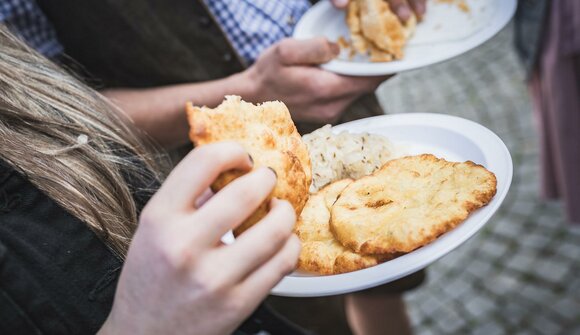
293,0,518,76
271,113,513,297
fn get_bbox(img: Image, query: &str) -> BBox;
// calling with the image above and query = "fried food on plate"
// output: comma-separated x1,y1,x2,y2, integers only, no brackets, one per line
302,124,399,193
331,154,497,254
345,0,417,61
346,0,369,55
295,179,393,275
187,95,311,235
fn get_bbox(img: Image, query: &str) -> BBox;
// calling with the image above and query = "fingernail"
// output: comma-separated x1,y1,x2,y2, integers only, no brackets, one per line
415,3,425,19
335,0,348,7
267,167,278,179
329,42,340,56
248,154,254,166
397,6,411,22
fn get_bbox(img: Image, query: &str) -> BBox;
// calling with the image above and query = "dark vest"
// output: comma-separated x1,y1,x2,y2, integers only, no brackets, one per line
37,0,383,132
37,0,245,88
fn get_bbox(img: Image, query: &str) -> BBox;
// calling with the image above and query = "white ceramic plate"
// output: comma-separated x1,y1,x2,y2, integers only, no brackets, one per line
271,113,512,297
293,0,517,76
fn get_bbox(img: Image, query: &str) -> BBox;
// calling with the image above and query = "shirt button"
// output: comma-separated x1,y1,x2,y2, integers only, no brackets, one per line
286,15,296,25
199,16,211,27
223,53,233,62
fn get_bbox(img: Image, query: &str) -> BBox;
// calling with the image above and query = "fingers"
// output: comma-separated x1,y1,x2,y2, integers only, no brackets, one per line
194,188,214,208
215,199,296,284
237,234,301,306
192,167,277,244
149,141,252,213
388,0,412,22
336,74,390,94
331,0,349,8
281,67,389,123
310,69,389,98
276,38,340,66
408,0,426,20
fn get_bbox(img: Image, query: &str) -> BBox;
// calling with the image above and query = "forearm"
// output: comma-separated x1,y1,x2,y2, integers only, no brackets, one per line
101,72,255,148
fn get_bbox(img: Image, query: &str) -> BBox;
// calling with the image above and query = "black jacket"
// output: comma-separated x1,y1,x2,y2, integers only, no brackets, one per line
0,160,121,334
0,159,310,334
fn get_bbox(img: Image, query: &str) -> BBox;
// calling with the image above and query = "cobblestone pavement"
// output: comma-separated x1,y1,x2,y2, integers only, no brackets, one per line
376,24,580,335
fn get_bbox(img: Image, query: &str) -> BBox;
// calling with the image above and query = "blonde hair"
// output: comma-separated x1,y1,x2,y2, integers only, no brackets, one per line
0,25,168,258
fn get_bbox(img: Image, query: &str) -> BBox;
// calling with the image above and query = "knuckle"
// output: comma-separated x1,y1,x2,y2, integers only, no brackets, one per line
193,142,247,169
279,252,298,275
269,223,292,245
139,205,162,226
193,145,221,163
275,39,294,61
223,294,245,314
189,263,228,295
276,200,296,222
306,77,328,98
238,186,267,209
313,36,327,46
319,107,342,122
165,244,197,272
318,40,335,59
316,84,333,99
289,234,302,253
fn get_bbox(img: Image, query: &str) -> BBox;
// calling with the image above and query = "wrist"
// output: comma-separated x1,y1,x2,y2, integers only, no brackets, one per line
97,316,115,335
230,68,260,102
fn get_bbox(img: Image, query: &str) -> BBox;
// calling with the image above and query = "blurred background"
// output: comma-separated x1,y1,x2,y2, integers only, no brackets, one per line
376,22,580,334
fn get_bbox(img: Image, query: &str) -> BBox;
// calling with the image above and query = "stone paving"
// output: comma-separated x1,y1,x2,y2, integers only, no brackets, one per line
376,24,580,335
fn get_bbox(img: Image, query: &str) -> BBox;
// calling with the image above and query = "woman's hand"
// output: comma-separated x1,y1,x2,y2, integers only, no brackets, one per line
331,0,427,22
99,142,300,335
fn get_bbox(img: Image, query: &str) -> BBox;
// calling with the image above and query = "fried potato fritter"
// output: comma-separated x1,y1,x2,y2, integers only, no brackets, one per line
345,0,417,61
187,96,311,235
346,0,370,54
295,179,393,275
331,154,497,254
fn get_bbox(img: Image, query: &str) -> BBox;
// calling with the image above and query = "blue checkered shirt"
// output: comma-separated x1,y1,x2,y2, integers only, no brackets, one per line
204,0,311,65
0,0,63,58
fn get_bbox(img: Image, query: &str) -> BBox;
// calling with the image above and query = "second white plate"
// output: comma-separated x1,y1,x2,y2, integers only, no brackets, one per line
293,0,517,76
271,113,512,297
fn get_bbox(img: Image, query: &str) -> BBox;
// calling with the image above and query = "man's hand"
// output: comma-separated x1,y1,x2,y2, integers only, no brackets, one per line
242,38,388,124
331,0,427,22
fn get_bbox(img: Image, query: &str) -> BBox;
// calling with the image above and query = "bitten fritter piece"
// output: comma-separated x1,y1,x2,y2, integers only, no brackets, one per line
295,179,393,275
187,95,312,235
345,0,417,61
358,0,407,59
346,0,370,54
331,154,497,254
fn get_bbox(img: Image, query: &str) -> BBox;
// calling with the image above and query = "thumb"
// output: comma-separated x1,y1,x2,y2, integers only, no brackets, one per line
331,0,349,8
275,38,340,66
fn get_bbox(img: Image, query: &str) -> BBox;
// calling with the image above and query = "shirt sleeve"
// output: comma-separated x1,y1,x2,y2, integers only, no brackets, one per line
0,0,63,58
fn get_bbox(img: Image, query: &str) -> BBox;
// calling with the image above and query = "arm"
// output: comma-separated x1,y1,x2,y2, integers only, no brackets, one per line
102,73,253,149
103,38,388,149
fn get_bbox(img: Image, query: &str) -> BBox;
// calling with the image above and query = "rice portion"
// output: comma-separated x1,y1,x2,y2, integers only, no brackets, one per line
303,124,400,193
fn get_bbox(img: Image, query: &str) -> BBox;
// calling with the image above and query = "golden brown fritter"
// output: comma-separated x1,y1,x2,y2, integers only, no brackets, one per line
331,154,497,254
345,0,417,61
295,179,393,275
187,96,311,235
346,0,370,55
